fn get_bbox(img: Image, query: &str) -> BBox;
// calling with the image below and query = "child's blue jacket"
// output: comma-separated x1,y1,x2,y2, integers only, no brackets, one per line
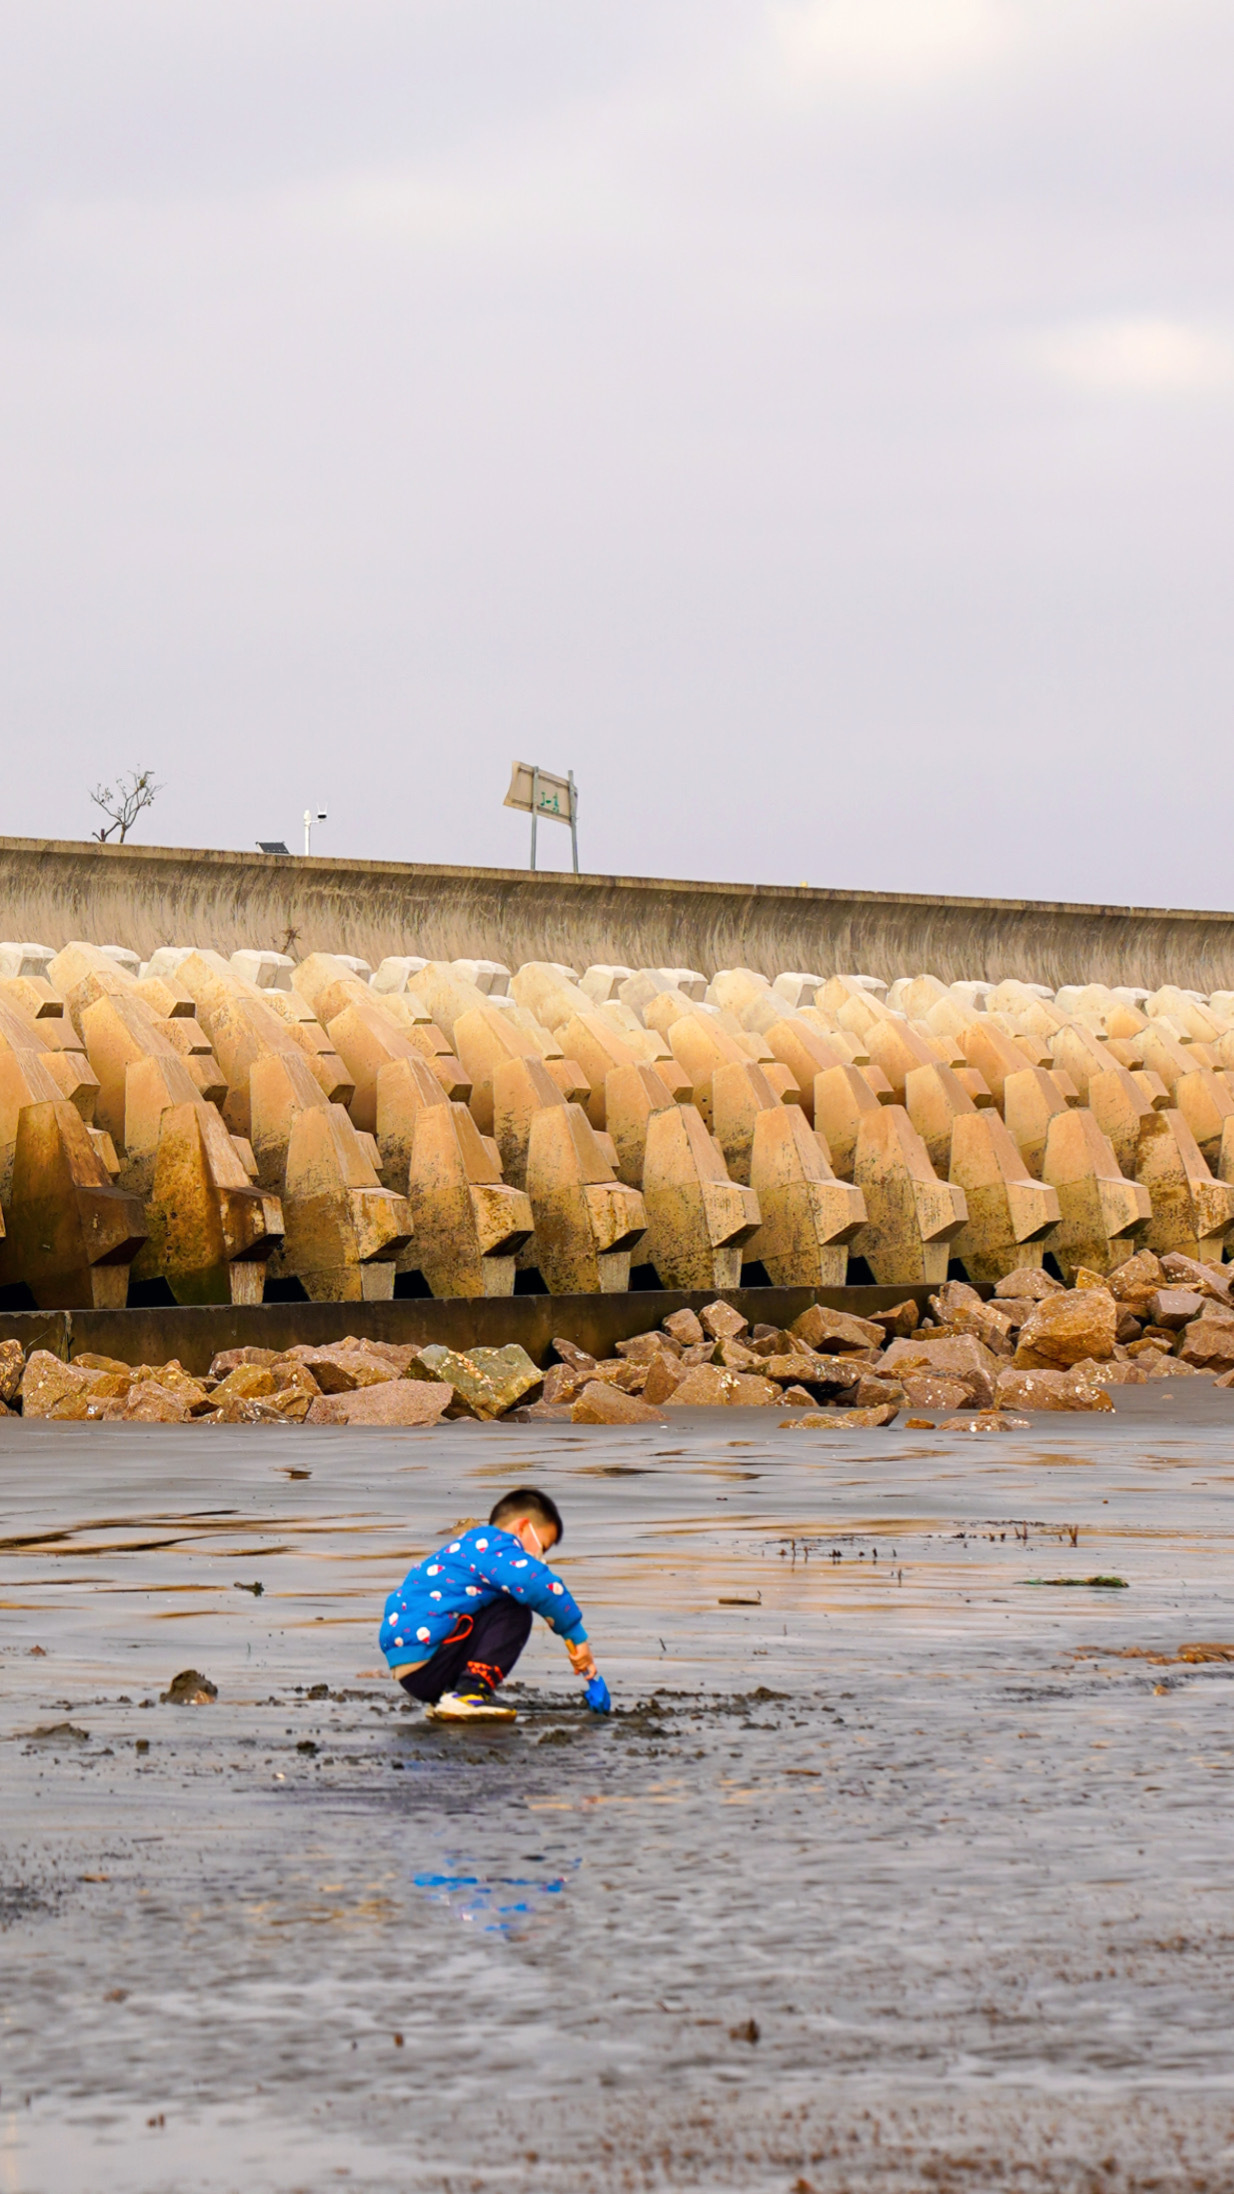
379,1523,587,1669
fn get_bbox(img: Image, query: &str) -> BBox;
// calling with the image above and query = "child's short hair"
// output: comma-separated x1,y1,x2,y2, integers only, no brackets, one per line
489,1487,565,1544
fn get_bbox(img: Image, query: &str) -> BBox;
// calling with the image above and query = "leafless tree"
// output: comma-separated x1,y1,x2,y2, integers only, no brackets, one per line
90,769,163,844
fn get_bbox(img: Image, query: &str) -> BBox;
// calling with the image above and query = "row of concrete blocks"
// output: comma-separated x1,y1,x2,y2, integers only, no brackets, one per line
0,941,1231,1308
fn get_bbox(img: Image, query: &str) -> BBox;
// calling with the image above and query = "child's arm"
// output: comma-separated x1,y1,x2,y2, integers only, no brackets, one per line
565,1635,598,1680
468,1532,589,1650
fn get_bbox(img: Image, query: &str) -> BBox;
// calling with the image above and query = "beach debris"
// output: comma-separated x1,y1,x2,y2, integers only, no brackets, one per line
24,1721,89,1745
160,1670,218,1704
1026,1576,1128,1589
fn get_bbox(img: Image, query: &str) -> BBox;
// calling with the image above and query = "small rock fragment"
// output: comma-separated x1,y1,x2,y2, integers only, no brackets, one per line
209,1347,279,1377
898,1374,970,1412
642,1353,686,1406
20,1350,109,1419
993,1266,1063,1300
880,1333,998,1408
541,1362,591,1405
211,1364,278,1403
551,1336,598,1372
867,1298,920,1338
160,1670,218,1705
937,1411,1031,1431
289,1344,399,1393
759,1352,831,1385
663,1364,778,1406
662,1307,704,1346
851,1373,908,1409
413,1342,542,1418
699,1299,749,1341
995,1367,1115,1413
118,1382,192,1423
785,1405,899,1428
614,1331,681,1362
307,1380,453,1426
1014,1287,1117,1369
571,1380,664,1423
791,1304,884,1353
1148,1288,1208,1330
0,1337,24,1403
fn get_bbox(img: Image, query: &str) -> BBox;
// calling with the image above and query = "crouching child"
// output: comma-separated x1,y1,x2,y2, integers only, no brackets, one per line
379,1486,597,1723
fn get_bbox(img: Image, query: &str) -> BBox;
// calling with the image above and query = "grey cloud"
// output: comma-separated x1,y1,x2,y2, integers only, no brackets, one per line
0,1,1231,911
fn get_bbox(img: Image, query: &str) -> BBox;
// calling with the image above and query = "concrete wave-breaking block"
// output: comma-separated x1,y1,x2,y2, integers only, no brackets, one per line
402,1099,531,1297
946,1109,1060,1285
279,1103,410,1303
639,1102,760,1290
813,1061,887,1182
0,996,101,1198
851,1105,968,1286
1038,1107,1150,1281
741,1096,866,1287
1135,1108,1234,1265
602,1062,679,1190
0,1098,146,1309
525,1103,646,1294
147,1099,284,1305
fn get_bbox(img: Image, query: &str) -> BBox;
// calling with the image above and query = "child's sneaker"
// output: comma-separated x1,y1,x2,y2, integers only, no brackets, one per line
426,1683,516,1724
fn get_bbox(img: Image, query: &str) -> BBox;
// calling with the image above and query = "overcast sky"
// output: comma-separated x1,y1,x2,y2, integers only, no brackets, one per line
1,1,1231,906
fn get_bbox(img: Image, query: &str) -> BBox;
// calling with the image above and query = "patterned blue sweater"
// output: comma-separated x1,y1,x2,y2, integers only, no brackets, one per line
379,1523,587,1669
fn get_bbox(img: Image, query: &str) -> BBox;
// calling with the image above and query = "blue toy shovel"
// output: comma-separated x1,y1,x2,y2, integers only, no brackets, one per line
584,1672,611,1714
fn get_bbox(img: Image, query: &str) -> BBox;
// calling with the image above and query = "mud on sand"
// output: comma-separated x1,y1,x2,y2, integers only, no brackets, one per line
3,1406,1234,2191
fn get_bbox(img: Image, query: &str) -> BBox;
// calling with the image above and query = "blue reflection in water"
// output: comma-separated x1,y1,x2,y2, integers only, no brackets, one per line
412,1857,577,1935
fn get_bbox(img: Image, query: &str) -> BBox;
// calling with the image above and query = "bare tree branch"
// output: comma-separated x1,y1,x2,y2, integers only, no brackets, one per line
90,769,164,844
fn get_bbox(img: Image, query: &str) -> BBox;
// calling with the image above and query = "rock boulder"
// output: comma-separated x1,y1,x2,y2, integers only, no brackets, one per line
1014,1288,1117,1369
571,1380,664,1423
413,1342,542,1418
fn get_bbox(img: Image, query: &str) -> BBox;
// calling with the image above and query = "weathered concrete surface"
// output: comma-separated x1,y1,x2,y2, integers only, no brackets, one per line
7,835,1234,989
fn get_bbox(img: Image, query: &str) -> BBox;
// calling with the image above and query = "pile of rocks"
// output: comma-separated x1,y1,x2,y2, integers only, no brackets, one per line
3,1245,1230,1428
10,1336,545,1426
519,1249,1234,1425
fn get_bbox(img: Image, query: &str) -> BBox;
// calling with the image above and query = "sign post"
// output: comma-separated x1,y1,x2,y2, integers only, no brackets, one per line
504,762,579,874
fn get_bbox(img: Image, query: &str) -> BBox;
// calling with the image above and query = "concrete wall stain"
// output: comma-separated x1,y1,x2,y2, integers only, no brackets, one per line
1,835,1230,991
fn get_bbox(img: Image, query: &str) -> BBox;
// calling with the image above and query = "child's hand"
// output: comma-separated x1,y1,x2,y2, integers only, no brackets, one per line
566,1638,598,1680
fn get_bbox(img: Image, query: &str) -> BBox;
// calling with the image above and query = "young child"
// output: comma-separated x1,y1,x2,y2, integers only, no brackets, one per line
379,1486,598,1723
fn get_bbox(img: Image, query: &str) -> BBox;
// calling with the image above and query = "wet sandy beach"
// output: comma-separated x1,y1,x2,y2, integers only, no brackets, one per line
3,1402,1234,2192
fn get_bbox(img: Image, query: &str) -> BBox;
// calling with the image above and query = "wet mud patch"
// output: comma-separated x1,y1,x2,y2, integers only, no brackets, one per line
4,1411,1234,2189
0,1877,59,1928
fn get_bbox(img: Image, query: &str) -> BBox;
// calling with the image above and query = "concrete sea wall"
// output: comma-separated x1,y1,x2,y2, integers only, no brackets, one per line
3,835,1233,991
0,1283,940,1378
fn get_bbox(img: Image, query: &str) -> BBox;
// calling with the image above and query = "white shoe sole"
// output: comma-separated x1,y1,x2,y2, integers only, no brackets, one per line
425,1698,517,1724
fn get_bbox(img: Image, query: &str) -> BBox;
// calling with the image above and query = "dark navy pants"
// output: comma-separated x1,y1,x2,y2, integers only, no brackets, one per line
397,1596,534,1703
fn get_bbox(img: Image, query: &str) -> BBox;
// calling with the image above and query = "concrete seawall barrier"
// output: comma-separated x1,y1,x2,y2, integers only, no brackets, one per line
3,834,1234,990
0,1282,940,1377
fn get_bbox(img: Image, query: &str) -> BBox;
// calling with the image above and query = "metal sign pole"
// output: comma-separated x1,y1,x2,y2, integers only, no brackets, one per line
568,770,578,874
530,766,539,872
